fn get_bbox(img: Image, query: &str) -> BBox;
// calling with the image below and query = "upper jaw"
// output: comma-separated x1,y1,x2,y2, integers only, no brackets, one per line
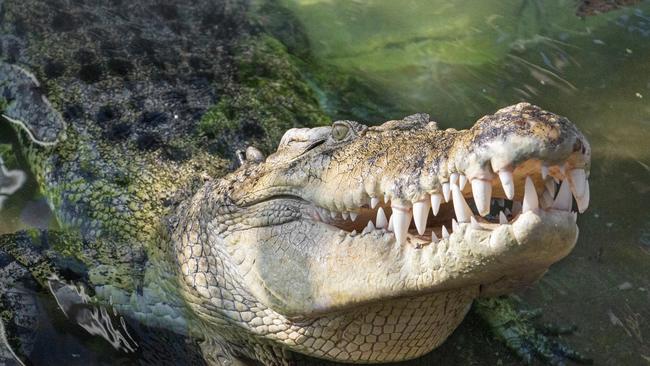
299,104,590,249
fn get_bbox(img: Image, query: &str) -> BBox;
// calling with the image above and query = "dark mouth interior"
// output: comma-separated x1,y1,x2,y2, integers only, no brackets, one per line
311,157,586,242
327,194,515,239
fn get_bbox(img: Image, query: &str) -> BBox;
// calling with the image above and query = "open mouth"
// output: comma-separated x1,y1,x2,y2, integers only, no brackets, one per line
310,157,589,247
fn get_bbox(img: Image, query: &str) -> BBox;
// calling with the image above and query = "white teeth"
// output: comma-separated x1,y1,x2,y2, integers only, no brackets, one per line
350,212,358,221
470,216,482,230
499,211,508,224
471,179,492,216
498,170,515,200
450,173,459,186
430,193,442,216
342,211,349,220
330,211,338,219
384,194,389,204
545,178,556,197
496,198,505,207
371,197,380,209
441,225,450,239
451,183,473,223
413,199,431,235
362,221,375,234
452,218,459,232
572,212,578,222
442,183,451,202
431,231,439,243
569,168,587,198
376,207,388,228
576,180,589,213
522,176,539,213
388,214,394,231
552,180,572,211
392,206,412,245
541,165,549,180
350,230,357,236
459,174,467,190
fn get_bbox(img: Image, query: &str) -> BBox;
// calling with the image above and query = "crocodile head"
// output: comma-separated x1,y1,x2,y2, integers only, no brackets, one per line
172,103,591,363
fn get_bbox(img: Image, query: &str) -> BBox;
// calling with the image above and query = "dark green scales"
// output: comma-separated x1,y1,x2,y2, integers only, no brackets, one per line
0,0,590,364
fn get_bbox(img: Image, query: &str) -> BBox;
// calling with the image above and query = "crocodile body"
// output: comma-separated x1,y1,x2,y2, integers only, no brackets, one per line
0,0,592,365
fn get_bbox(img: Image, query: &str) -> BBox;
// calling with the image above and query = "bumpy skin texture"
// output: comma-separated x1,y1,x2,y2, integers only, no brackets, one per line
0,1,592,365
171,103,590,364
0,0,326,361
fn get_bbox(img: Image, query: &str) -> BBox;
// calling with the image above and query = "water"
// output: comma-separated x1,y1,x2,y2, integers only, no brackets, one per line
2,0,650,364
278,1,650,364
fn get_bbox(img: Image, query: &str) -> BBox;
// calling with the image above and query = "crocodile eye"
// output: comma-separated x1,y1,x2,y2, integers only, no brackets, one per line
331,122,350,141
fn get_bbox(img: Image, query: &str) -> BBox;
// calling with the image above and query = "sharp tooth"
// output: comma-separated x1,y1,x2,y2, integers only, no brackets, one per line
504,207,512,216
522,176,539,213
384,194,389,204
388,214,394,231
552,180,572,211
471,179,492,216
450,173,459,186
541,165,549,180
545,178,556,197
362,221,375,234
572,212,578,222
459,174,467,190
470,216,482,230
376,207,388,228
496,198,505,207
330,210,338,219
512,201,522,215
413,198,431,235
576,180,589,213
350,212,358,221
391,206,412,245
350,230,357,236
442,183,450,202
499,211,508,224
430,193,442,216
371,197,380,209
452,218,459,232
431,231,439,243
569,168,587,198
451,183,473,223
498,170,515,200
342,211,350,220
441,225,450,239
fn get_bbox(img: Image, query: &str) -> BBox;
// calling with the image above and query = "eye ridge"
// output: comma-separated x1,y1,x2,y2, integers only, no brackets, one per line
331,122,351,141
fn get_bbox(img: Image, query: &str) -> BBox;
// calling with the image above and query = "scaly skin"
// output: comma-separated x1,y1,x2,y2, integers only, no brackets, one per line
171,103,591,364
0,0,592,364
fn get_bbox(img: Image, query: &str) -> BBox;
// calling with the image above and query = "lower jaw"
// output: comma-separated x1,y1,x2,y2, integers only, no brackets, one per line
289,287,477,364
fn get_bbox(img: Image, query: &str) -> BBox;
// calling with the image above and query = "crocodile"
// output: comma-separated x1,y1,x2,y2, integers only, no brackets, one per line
170,102,591,365
0,0,592,365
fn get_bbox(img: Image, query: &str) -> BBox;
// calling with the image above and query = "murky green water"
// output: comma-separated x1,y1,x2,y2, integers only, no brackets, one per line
277,0,650,364
2,0,650,364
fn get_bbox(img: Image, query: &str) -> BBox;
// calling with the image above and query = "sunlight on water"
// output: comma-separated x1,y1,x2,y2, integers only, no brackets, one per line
1,0,649,364
276,0,650,364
